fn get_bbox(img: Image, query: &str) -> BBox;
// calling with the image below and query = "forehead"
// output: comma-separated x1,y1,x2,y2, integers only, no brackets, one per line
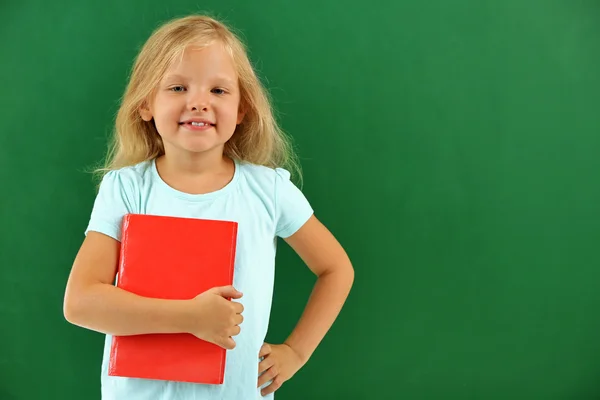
163,42,237,83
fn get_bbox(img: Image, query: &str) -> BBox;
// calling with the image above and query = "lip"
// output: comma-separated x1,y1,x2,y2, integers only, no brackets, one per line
179,118,215,125
180,123,214,132
179,118,216,132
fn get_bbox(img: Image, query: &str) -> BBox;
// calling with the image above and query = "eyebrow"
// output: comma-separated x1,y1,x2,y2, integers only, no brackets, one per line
162,74,237,86
161,74,195,85
162,74,188,82
214,77,237,86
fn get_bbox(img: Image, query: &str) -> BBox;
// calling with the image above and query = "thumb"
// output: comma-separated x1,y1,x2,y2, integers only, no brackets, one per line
259,342,272,358
212,285,243,299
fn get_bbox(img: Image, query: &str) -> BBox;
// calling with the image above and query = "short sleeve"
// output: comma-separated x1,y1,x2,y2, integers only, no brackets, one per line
84,170,137,241
274,168,314,238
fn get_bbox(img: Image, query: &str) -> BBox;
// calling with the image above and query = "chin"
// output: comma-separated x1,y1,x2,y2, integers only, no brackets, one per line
179,141,225,155
161,132,229,155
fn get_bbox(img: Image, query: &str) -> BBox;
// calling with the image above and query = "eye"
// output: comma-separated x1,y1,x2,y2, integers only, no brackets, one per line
169,85,186,92
211,88,227,95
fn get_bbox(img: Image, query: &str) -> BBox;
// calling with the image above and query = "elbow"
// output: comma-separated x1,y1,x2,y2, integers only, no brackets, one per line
63,289,85,326
337,254,354,282
322,259,354,288
340,259,355,294
345,262,355,288
63,296,78,324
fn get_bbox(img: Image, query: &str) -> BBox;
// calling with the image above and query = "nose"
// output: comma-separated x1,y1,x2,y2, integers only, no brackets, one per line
189,90,210,112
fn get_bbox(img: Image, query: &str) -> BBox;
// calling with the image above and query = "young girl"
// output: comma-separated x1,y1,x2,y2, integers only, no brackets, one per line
63,14,354,400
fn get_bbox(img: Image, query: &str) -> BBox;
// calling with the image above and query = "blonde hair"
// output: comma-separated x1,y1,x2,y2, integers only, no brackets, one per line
93,14,301,185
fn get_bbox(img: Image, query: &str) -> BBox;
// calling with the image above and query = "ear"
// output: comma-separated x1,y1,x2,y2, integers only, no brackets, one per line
139,101,153,121
236,106,246,125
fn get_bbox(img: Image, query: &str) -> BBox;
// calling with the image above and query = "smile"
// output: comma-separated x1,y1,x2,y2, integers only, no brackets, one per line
179,121,216,131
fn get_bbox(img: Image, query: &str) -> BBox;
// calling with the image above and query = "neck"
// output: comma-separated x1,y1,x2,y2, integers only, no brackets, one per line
159,148,228,177
154,148,235,195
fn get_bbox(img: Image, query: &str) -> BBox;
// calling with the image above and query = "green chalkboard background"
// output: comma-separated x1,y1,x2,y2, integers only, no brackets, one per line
1,0,600,398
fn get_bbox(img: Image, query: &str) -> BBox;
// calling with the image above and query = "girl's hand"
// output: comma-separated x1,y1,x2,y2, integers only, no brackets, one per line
186,285,244,350
257,342,305,396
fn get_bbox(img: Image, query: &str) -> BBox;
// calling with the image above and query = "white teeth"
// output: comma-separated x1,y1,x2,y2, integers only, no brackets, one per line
190,122,207,126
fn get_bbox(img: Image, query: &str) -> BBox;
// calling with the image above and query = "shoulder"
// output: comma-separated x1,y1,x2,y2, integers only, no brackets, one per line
236,160,312,236
237,161,295,189
236,161,302,206
86,160,153,240
93,160,153,214
97,160,152,192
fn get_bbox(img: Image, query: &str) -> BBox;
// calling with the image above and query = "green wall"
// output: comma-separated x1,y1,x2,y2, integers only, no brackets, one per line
2,0,600,399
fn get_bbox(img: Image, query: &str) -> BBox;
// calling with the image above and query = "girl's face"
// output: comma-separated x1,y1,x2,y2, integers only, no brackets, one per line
140,41,244,158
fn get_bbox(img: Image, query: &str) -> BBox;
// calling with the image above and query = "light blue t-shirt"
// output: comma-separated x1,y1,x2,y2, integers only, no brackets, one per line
84,157,313,400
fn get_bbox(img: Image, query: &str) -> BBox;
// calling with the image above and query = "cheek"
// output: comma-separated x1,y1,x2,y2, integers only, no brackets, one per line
220,100,242,123
155,103,181,125
153,113,179,137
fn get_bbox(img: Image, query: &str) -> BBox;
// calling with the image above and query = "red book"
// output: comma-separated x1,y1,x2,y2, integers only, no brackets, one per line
108,213,238,384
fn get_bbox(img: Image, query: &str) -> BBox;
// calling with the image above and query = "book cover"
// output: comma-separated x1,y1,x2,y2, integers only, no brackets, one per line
108,213,238,384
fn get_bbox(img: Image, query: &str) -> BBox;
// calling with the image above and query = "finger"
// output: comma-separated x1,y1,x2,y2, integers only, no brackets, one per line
219,337,236,350
259,343,271,358
261,377,283,396
234,313,244,325
257,365,278,388
232,302,244,314
212,285,243,299
258,355,274,374
229,325,241,337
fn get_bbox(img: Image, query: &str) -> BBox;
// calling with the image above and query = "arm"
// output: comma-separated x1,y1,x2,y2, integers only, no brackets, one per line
63,231,192,336
258,214,354,395
64,231,244,349
282,214,355,362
